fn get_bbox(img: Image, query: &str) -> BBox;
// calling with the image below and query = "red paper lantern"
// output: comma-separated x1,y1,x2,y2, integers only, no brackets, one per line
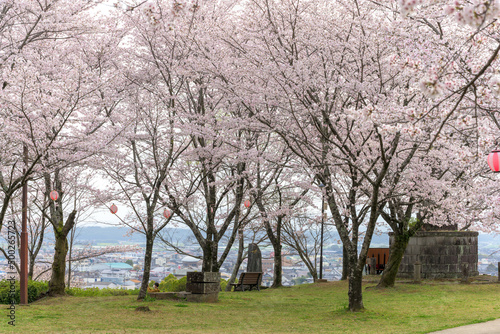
163,209,171,219
110,204,118,214
488,150,500,172
244,200,251,208
50,190,59,201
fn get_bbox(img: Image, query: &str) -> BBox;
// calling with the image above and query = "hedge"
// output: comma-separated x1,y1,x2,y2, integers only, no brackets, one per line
0,280,48,304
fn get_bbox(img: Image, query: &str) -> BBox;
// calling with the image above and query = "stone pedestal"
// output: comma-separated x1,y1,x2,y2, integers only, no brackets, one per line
186,272,220,303
391,231,478,279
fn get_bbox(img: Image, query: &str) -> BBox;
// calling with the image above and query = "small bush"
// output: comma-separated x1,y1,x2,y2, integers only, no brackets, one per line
158,274,225,292
0,280,48,304
220,279,228,291
159,274,177,292
66,287,139,297
176,276,187,292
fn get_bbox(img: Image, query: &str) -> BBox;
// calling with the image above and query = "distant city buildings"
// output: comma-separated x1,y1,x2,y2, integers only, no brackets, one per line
1,231,499,287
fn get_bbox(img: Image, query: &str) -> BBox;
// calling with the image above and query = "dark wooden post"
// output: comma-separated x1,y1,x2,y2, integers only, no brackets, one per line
20,145,28,305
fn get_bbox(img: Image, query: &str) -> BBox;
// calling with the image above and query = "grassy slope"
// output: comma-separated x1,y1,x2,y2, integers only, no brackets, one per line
2,281,500,333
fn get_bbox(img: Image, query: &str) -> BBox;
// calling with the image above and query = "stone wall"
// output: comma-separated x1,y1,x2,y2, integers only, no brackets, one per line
391,231,478,279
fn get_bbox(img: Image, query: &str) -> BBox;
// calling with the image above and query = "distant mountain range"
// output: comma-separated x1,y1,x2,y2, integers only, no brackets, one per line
73,226,194,245
72,226,500,250
73,226,391,246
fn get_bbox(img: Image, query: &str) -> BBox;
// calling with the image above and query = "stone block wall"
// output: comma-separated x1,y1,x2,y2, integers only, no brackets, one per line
390,231,478,279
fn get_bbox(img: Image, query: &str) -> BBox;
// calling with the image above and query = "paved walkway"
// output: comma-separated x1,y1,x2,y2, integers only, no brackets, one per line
429,319,500,333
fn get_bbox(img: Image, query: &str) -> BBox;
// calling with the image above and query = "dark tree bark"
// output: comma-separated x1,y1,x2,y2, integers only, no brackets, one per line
48,228,70,295
46,171,77,296
138,229,154,300
377,233,409,288
272,240,282,288
47,211,76,296
202,239,220,272
341,245,349,280
67,226,76,289
377,206,423,288
347,258,364,312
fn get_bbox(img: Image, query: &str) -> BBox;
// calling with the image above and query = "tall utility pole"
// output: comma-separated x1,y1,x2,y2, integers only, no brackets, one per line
20,145,28,305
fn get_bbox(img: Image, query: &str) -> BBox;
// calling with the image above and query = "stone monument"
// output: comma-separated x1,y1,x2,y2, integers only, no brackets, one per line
247,243,262,273
236,243,262,290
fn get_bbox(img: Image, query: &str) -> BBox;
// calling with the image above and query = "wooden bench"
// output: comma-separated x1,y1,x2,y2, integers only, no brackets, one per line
230,272,262,292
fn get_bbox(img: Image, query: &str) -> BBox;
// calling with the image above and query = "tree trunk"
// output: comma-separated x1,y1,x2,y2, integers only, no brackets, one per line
341,245,348,280
272,216,283,288
47,208,76,296
202,238,220,273
48,230,69,296
137,232,154,300
28,259,34,281
67,228,75,289
344,247,364,312
347,264,364,312
271,243,282,288
377,233,409,288
226,229,244,291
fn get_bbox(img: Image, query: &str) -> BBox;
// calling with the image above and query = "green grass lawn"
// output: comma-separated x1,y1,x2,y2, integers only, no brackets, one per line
2,280,500,333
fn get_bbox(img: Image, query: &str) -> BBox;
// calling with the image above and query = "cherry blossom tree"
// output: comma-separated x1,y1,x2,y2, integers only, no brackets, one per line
223,0,480,311
117,0,256,277
3,0,499,312
0,0,109,238
0,3,126,294
97,83,192,299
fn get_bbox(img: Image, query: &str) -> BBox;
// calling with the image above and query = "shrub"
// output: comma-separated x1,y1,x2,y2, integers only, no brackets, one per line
0,280,48,304
66,287,139,297
66,287,100,297
220,279,228,291
158,274,226,292
176,276,187,292
159,274,178,292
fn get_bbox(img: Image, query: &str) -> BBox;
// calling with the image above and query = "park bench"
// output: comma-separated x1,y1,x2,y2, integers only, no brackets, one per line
230,272,262,292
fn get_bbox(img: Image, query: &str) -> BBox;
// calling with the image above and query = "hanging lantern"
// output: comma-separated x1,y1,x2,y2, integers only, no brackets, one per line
244,200,251,208
50,190,59,201
163,209,171,219
488,150,500,172
110,203,118,214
